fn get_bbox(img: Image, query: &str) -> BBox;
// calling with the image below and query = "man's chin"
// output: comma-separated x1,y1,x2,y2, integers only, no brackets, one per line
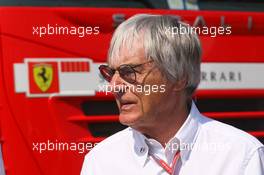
118,112,141,126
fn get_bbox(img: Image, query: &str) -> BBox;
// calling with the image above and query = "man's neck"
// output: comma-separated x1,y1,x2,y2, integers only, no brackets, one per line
142,101,190,147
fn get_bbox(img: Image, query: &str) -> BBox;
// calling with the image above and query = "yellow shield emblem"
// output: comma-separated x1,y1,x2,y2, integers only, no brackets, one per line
33,64,53,92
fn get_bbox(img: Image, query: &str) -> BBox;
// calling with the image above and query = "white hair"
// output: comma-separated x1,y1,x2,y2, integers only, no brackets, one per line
108,14,201,96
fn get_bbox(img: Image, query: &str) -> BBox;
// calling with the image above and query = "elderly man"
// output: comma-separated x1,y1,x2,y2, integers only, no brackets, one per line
81,14,264,175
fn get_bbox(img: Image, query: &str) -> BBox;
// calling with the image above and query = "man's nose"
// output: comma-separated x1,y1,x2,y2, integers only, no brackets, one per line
109,72,127,96
110,72,122,86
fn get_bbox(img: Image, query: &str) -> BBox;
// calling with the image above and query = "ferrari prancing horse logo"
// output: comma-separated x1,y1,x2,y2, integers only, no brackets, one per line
33,64,53,92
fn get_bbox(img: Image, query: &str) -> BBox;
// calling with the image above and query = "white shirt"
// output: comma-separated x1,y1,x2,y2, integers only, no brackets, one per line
81,102,264,175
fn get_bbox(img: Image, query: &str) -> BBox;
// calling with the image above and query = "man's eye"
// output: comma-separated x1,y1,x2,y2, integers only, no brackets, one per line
135,67,144,74
122,69,135,75
130,66,143,73
120,68,134,75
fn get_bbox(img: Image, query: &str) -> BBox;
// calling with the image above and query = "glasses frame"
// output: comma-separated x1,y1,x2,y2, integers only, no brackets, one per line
99,60,153,84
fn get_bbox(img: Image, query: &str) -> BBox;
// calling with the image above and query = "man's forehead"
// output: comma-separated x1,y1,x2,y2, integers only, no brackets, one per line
109,43,146,68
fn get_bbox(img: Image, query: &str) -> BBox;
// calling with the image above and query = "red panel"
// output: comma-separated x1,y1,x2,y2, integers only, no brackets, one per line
0,7,263,175
249,131,264,137
195,90,264,99
204,111,264,119
83,62,90,72
68,115,119,123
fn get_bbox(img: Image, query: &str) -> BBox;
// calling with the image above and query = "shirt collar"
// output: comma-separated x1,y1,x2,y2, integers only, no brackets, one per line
130,101,202,167
175,101,201,163
130,128,149,167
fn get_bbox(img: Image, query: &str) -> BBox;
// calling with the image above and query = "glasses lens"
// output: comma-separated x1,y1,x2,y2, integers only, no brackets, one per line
99,65,114,82
119,65,136,83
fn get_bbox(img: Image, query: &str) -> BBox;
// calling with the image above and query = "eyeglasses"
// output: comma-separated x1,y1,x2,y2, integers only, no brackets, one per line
99,60,153,84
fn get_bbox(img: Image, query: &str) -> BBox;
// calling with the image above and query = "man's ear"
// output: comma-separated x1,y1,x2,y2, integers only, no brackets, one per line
173,78,187,92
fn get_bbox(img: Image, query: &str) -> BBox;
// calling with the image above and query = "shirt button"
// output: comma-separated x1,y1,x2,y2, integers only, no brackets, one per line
139,147,146,153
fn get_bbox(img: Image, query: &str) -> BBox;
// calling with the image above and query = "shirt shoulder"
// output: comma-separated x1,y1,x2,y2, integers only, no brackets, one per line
85,127,131,157
81,128,131,174
198,115,263,151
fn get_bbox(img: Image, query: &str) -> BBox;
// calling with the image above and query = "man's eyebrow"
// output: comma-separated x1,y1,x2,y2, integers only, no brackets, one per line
108,59,144,68
118,62,141,67
126,63,140,66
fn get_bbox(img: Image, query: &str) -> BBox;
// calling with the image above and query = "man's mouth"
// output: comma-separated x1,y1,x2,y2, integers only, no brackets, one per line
120,100,137,111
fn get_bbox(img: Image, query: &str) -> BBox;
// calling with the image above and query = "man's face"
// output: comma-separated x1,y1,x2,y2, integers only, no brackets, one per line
109,41,175,131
